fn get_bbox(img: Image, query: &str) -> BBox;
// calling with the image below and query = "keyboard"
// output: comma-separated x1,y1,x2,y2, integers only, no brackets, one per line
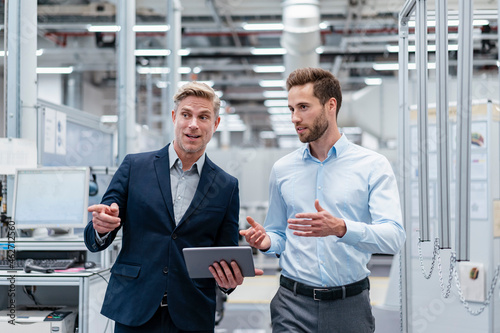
0,258,76,271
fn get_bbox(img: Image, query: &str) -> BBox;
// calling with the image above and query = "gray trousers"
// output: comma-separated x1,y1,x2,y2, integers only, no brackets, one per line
270,285,375,333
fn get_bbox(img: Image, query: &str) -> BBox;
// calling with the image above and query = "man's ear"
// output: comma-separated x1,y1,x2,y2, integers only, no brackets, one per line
328,97,337,114
213,116,221,132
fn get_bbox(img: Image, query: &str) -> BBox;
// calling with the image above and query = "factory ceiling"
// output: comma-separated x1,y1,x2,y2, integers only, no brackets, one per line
1,0,499,147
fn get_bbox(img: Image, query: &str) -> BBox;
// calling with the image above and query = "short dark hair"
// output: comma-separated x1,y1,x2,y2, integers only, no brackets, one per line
173,81,221,118
286,67,342,116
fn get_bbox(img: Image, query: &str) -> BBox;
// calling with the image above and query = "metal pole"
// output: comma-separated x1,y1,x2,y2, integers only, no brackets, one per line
435,0,451,249
456,0,473,262
398,11,412,332
117,0,137,164
4,0,21,139
416,0,430,242
161,72,170,144
165,0,182,144
146,73,153,129
4,0,38,142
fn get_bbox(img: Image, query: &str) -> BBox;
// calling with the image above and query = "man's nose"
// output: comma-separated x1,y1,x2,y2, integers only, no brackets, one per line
188,118,199,128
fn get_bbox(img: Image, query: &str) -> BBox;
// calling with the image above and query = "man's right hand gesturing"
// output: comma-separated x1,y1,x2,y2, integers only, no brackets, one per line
88,203,121,235
239,216,271,251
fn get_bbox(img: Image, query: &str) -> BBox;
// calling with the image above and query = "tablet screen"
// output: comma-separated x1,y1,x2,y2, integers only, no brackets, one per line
183,246,255,278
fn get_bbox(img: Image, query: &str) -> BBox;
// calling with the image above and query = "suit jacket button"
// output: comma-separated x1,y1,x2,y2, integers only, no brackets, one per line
172,233,177,240
163,267,168,274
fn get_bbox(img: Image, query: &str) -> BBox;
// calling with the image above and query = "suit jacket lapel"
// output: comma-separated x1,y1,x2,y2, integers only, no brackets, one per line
177,156,216,227
154,144,175,224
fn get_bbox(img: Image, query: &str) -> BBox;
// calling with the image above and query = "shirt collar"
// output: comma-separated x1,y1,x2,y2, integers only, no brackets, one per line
168,142,205,176
301,133,349,161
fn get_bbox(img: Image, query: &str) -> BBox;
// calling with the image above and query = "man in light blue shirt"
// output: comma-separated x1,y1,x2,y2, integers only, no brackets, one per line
240,67,405,333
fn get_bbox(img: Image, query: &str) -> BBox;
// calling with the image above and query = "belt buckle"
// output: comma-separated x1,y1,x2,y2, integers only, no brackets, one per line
161,293,168,307
313,288,328,301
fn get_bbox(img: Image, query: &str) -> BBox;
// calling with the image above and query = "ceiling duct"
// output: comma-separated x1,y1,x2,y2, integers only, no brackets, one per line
281,0,321,78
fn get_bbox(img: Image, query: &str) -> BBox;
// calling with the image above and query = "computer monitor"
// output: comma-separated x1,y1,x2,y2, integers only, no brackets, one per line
12,167,90,234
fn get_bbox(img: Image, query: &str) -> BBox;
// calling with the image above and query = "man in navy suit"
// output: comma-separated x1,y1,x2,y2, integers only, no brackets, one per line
85,81,260,332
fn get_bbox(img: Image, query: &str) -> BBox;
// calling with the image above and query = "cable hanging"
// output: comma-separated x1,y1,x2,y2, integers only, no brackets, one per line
417,237,500,316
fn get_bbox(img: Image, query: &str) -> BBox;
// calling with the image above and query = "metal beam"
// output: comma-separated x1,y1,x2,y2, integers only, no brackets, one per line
399,0,417,25
4,0,38,142
416,0,430,242
116,0,137,164
164,0,181,144
398,14,412,333
456,0,473,262
435,0,451,249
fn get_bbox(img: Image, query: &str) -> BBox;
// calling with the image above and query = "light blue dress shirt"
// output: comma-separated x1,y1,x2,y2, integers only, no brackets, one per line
263,134,405,287
168,144,205,225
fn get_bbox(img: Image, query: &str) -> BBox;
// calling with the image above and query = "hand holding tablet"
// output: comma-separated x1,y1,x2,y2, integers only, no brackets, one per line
183,246,256,279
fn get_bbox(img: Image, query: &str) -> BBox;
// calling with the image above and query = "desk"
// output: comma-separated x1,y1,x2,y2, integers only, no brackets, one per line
0,269,111,332
0,236,121,333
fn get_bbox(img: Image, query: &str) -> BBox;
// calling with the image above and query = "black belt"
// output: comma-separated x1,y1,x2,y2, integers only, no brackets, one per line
280,275,369,301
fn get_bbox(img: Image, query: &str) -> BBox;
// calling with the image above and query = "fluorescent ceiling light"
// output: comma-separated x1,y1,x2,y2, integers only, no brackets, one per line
179,49,191,56
373,63,399,71
263,91,288,98
373,63,436,71
178,67,192,74
316,47,324,54
137,67,170,74
251,48,286,55
268,107,290,115
253,65,286,73
218,114,246,132
264,99,289,107
101,115,118,123
87,25,121,32
134,49,171,56
133,25,170,32
178,80,214,87
137,67,191,75
156,81,167,89
408,19,489,27
259,80,286,88
270,114,292,122
242,22,284,31
192,66,202,74
386,44,459,53
0,49,44,57
37,66,74,74
364,78,383,86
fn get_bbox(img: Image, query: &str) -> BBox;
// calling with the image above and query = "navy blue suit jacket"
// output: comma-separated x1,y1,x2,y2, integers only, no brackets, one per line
84,144,239,330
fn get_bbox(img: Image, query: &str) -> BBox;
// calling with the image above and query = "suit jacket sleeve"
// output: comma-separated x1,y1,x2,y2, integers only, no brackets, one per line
84,155,131,252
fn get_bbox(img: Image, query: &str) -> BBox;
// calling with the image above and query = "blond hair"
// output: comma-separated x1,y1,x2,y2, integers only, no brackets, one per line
173,81,221,118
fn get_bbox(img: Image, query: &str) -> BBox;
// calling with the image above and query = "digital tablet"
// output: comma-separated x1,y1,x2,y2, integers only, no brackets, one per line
183,246,255,279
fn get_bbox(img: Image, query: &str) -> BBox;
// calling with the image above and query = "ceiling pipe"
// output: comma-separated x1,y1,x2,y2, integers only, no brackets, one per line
281,0,321,78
